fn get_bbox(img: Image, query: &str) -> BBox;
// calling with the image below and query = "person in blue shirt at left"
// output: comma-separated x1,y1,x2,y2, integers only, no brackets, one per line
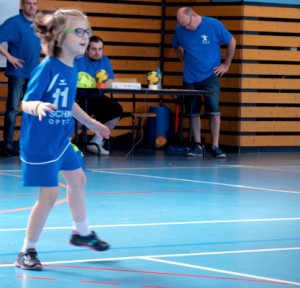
75,36,123,156
0,0,41,156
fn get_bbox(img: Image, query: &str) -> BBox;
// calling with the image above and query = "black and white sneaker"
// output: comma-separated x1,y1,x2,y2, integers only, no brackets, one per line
15,248,42,270
187,145,203,157
1,143,19,157
211,146,226,158
69,231,110,251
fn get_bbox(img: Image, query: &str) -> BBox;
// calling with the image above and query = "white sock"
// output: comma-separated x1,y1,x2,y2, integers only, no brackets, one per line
73,220,91,236
22,239,38,252
91,135,103,145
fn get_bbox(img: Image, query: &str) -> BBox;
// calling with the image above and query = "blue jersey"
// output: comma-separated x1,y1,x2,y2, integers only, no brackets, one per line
20,57,77,163
75,55,114,79
0,13,41,78
172,16,233,83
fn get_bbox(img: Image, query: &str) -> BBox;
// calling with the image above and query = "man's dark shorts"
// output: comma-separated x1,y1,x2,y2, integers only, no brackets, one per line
183,73,220,116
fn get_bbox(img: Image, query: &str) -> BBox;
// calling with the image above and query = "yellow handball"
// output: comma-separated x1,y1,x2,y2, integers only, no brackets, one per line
95,69,109,83
146,71,160,85
77,72,96,88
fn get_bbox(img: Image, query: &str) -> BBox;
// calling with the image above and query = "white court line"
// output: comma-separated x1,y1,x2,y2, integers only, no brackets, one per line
1,217,300,232
0,170,21,172
1,246,300,286
143,257,300,286
1,247,300,267
1,168,299,195
94,170,300,195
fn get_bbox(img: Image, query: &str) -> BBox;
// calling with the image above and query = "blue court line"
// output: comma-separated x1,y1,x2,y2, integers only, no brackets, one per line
103,237,300,250
2,217,300,231
2,237,300,257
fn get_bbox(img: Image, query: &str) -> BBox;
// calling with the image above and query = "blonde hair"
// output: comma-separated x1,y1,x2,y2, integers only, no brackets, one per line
33,9,89,57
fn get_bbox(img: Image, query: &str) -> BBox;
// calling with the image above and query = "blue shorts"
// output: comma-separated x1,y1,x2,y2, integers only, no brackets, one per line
21,144,84,187
183,73,220,116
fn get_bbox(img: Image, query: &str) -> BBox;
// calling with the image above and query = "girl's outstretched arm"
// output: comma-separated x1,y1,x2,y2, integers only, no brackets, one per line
72,102,110,139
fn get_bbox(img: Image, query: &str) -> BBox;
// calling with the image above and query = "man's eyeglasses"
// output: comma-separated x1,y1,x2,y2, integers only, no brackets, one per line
66,28,92,38
182,14,193,28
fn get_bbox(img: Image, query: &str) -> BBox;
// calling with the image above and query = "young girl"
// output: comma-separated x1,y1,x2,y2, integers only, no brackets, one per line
16,9,110,271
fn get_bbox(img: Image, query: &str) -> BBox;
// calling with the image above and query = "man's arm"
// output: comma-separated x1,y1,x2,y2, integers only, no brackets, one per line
174,46,185,64
213,37,236,77
223,37,236,67
0,44,25,68
0,44,10,59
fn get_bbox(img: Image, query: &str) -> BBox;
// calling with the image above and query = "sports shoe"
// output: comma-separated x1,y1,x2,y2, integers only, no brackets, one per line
15,248,42,270
165,145,191,156
211,146,226,158
186,145,203,157
69,230,110,251
1,143,19,157
87,140,109,156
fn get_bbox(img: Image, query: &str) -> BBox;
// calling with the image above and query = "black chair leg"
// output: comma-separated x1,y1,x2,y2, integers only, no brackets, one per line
194,141,206,158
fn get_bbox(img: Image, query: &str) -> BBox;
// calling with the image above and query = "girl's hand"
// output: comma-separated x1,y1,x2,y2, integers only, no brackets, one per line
36,102,58,121
88,120,110,139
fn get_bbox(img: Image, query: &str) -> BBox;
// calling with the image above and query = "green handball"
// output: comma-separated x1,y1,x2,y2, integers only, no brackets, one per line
77,72,96,88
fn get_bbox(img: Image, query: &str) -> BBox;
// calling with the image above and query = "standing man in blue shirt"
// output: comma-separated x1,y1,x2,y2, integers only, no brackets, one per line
0,0,41,156
76,36,123,156
172,7,236,158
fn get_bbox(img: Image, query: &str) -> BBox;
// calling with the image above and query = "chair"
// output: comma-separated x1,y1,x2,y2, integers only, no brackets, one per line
109,78,157,153
131,111,157,153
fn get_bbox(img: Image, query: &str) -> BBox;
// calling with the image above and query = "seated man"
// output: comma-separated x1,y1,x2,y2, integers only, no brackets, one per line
75,36,123,155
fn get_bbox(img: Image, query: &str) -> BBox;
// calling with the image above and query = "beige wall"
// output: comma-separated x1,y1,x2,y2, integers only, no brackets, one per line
1,1,299,151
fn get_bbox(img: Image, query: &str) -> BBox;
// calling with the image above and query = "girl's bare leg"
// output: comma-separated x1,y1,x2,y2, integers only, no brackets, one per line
25,187,59,243
61,168,86,223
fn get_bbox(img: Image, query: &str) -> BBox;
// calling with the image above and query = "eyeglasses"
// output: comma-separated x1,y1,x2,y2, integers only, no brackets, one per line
182,14,193,28
66,28,92,38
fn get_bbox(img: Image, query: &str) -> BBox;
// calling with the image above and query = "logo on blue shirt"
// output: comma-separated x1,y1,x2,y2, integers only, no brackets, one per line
201,35,210,45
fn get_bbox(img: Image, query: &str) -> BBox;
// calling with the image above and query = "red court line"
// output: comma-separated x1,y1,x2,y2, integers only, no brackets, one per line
0,167,68,214
16,275,56,281
0,181,68,213
49,265,289,285
0,197,68,214
0,194,39,198
80,280,120,286
143,286,169,288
